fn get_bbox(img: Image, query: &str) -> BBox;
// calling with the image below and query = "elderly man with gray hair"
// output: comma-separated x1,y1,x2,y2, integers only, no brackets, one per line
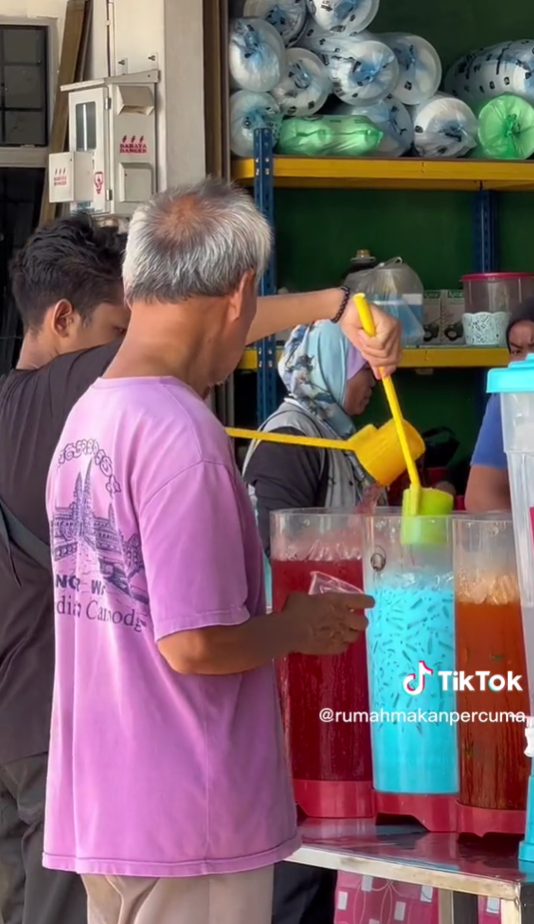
43,179,401,924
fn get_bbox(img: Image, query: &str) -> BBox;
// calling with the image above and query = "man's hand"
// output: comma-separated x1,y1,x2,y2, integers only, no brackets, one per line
282,591,372,656
340,300,402,379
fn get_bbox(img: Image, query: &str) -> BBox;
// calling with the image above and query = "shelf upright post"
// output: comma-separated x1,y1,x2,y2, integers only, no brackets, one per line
473,189,499,422
253,128,278,424
474,189,498,274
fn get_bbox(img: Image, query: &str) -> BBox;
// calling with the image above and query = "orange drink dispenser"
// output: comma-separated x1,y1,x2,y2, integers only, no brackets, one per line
453,514,529,836
271,509,373,819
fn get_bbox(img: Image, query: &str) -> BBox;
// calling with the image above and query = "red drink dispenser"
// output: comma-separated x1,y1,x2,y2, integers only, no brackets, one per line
271,509,373,819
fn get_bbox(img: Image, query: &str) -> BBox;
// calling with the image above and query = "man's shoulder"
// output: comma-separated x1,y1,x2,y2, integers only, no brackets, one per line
150,380,231,465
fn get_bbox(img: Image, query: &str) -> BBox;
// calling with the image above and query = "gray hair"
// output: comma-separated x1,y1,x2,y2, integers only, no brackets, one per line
122,178,272,304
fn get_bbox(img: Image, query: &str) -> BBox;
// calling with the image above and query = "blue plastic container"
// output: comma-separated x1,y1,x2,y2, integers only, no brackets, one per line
363,511,458,796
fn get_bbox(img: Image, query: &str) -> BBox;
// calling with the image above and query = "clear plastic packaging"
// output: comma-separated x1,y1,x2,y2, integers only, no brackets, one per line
477,95,534,161
324,37,400,106
445,40,534,107
378,33,442,106
229,18,287,92
334,95,413,157
243,0,307,46
230,90,282,157
305,0,380,35
276,113,382,157
412,93,477,158
271,48,331,117
345,258,425,346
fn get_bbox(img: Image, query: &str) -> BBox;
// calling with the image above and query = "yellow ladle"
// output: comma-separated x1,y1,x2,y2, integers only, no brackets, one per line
354,292,454,541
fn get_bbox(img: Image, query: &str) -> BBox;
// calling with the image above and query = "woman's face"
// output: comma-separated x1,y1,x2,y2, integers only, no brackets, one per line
508,320,534,361
344,365,375,416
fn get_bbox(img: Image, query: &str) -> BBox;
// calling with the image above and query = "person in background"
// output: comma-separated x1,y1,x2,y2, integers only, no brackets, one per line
0,205,400,924
43,180,401,924
465,298,534,512
0,215,128,924
244,320,378,535
242,320,378,924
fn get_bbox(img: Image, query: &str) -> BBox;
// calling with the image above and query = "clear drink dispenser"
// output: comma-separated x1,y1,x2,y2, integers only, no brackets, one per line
270,509,373,819
487,356,534,862
453,514,528,836
362,511,458,831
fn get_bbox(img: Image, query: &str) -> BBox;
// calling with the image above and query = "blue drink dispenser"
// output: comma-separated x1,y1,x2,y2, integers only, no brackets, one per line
487,356,534,862
363,510,459,831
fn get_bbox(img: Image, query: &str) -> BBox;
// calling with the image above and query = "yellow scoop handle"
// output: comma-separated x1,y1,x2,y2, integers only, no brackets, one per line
226,427,358,452
354,293,421,490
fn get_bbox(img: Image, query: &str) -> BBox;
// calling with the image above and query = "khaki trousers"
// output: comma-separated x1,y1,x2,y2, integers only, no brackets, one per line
83,865,274,924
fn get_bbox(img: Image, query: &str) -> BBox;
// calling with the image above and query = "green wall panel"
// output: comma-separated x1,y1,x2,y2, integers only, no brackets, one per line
267,0,534,474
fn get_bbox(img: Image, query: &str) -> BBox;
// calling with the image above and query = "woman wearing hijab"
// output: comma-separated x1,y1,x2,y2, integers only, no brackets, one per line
244,319,377,537
466,297,534,512
242,319,377,924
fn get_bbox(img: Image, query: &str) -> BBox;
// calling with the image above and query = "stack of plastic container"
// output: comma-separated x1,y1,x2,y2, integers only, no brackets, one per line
229,0,474,159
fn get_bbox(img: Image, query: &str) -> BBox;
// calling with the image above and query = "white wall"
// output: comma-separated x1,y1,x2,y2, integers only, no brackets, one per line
0,0,65,40
0,0,207,189
91,0,206,189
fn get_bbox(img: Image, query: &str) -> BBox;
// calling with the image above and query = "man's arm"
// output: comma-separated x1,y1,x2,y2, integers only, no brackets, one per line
139,454,369,675
249,289,402,378
465,395,510,512
465,465,511,512
247,290,341,344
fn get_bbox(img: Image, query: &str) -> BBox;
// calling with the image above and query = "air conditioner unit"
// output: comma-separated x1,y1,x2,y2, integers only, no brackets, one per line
49,70,158,218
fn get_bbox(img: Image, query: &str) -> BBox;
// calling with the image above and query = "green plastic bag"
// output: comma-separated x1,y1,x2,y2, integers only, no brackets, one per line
477,95,534,160
276,115,383,158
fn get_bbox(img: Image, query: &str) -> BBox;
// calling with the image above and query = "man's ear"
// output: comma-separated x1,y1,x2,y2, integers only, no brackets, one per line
49,299,77,338
227,270,256,321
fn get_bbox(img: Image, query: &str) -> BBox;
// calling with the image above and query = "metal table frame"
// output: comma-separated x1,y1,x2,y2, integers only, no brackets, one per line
288,825,534,924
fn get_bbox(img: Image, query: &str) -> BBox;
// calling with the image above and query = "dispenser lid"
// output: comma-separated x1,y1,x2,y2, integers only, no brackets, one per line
488,354,534,394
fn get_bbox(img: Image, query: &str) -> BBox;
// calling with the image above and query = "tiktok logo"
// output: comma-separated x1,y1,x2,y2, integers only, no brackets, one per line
403,660,434,696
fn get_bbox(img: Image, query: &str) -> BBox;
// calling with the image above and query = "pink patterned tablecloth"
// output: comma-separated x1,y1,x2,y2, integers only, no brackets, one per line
335,872,502,924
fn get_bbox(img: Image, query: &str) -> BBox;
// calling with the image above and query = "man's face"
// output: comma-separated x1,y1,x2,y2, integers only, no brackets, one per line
70,300,131,350
49,290,130,354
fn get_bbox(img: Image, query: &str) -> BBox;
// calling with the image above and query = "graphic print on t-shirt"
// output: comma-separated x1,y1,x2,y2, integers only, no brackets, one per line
50,438,149,634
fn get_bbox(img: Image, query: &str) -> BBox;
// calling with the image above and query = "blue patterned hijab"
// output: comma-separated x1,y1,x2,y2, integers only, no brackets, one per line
279,321,368,439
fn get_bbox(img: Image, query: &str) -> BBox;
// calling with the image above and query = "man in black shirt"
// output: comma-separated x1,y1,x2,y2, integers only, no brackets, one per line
0,210,401,924
0,215,129,924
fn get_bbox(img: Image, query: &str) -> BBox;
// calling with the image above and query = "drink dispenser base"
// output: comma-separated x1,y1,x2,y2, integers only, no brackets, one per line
375,793,457,833
363,512,459,832
272,510,374,820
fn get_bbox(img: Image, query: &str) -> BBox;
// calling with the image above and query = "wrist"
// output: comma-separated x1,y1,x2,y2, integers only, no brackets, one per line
322,288,346,322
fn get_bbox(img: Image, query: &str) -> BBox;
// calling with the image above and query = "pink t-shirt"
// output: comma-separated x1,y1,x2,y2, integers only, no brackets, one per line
44,377,298,878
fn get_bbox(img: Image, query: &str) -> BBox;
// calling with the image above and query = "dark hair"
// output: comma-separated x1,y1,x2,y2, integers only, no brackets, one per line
506,297,534,349
10,213,125,331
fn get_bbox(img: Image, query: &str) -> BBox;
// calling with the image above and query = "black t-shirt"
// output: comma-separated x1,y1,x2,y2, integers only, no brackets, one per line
0,340,120,764
243,427,329,557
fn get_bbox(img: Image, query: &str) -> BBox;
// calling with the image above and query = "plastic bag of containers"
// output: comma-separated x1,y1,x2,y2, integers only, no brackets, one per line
230,90,283,157
272,48,331,116
445,40,534,106
377,33,442,106
333,95,413,156
345,258,425,346
412,93,478,158
229,18,287,92
242,0,307,46
305,0,380,35
276,114,383,156
324,36,400,106
477,95,534,160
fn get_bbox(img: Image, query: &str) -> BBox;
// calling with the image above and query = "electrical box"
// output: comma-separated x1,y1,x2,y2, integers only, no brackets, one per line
49,70,158,218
